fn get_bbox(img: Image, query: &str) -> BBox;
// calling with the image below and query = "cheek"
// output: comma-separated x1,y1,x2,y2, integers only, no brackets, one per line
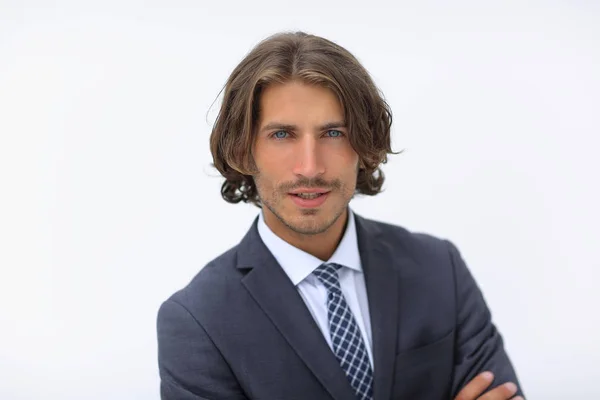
253,155,286,191
255,158,281,183
339,142,359,165
254,142,287,169
343,155,360,190
332,149,359,176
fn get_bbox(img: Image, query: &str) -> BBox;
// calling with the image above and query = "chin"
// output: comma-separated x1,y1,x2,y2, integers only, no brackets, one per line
284,210,337,235
287,220,330,236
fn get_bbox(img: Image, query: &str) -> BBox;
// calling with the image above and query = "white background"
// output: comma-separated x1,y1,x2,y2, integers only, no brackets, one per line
1,0,599,399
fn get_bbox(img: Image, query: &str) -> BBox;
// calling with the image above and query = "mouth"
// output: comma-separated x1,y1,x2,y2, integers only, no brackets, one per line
291,192,327,199
288,189,331,208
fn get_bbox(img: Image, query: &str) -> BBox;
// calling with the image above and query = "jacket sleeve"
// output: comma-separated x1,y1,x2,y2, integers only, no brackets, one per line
446,240,525,398
157,298,249,400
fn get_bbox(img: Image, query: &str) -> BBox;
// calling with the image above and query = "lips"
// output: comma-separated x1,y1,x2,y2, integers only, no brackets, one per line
288,188,330,195
288,190,331,208
293,192,326,199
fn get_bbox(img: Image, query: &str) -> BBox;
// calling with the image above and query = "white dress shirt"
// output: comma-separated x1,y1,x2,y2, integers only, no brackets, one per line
257,209,374,368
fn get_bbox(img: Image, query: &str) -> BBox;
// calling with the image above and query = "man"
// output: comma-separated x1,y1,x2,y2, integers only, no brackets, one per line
157,31,524,400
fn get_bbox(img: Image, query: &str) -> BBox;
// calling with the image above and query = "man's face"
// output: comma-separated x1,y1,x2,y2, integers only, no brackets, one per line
252,81,359,235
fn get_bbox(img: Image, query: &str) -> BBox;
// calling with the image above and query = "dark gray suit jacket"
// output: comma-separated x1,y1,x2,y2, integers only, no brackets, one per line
157,213,523,399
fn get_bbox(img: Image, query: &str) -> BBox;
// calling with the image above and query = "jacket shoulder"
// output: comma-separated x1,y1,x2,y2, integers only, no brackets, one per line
358,215,455,272
162,244,244,314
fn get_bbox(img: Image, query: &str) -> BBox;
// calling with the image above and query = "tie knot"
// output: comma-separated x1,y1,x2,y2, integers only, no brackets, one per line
313,263,343,292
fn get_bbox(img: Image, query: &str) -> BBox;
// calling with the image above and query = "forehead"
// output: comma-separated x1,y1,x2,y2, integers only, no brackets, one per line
257,81,344,125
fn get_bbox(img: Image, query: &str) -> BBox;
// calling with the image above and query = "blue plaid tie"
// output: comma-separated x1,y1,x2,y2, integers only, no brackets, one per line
313,263,374,400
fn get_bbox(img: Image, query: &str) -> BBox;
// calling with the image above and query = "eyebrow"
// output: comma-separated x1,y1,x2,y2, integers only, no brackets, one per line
260,121,347,133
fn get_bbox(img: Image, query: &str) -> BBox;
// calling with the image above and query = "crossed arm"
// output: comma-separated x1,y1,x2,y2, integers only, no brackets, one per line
447,239,525,399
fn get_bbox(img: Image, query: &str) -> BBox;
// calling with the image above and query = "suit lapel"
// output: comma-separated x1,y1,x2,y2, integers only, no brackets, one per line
355,214,400,400
237,219,357,400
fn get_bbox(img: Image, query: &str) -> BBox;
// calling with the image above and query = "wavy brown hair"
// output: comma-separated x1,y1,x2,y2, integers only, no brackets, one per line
210,31,396,207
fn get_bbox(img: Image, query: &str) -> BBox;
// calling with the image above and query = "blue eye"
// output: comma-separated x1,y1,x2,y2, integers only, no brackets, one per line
326,130,343,138
273,131,288,139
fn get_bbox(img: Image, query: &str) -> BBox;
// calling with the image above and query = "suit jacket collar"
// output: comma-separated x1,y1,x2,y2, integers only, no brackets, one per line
236,211,399,400
256,208,363,286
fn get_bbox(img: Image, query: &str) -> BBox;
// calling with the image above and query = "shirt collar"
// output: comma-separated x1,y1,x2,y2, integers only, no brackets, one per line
257,208,363,286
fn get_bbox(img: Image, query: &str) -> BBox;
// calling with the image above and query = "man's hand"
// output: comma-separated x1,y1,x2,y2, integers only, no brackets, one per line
454,371,523,400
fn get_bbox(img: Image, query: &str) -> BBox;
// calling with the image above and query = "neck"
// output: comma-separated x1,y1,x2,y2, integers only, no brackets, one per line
263,208,348,261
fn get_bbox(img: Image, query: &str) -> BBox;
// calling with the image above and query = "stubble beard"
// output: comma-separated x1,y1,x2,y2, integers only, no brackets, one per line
263,198,346,235
256,178,352,236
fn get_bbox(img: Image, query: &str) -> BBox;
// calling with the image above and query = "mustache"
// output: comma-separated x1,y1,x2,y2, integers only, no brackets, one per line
279,177,342,192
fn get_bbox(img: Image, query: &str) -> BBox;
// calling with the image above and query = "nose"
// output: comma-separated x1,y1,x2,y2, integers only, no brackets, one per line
291,135,325,179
